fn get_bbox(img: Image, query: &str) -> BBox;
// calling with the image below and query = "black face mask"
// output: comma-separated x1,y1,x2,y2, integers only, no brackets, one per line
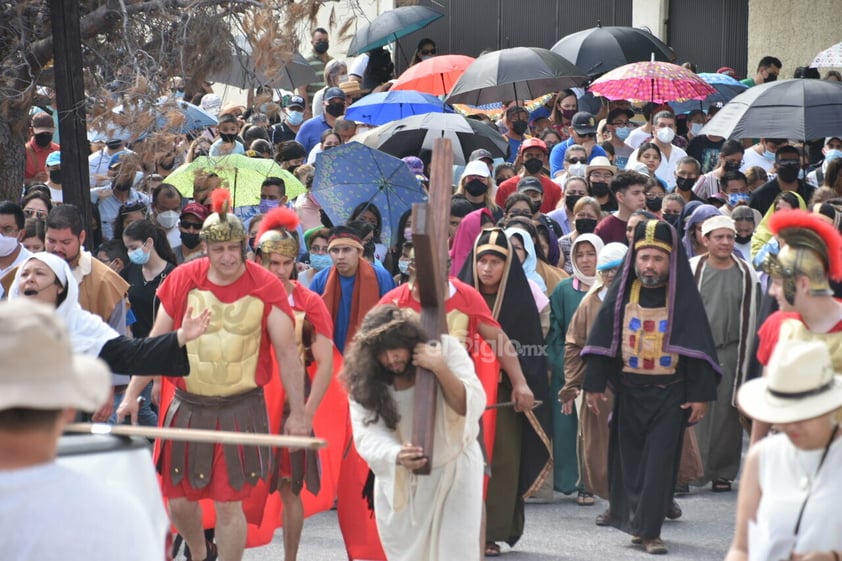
464,179,488,197
105,140,123,151
325,103,345,117
511,121,528,136
363,240,375,256
723,161,741,172
675,177,697,192
523,158,544,175
565,194,582,213
219,133,238,143
645,197,663,212
34,132,53,147
528,198,542,214
287,164,300,175
777,164,800,183
735,234,752,245
314,40,329,54
575,218,597,234
181,232,201,249
49,170,62,184
590,182,610,197
764,73,778,83
662,213,680,227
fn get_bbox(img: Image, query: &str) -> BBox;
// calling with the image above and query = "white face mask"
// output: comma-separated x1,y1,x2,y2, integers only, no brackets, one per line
0,234,19,257
156,210,180,230
568,163,587,177
656,127,676,144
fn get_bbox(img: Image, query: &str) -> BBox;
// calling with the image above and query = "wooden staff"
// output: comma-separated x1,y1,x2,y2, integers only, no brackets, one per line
64,423,327,450
485,400,544,410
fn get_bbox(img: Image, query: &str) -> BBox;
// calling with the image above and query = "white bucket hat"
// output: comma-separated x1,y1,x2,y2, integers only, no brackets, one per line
0,299,110,413
737,340,842,424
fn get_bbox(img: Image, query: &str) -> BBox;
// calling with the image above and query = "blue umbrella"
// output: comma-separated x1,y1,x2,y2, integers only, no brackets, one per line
670,72,748,114
311,142,427,247
110,99,217,137
344,90,452,126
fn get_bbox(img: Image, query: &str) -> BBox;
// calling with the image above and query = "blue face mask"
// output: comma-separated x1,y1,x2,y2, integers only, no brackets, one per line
309,253,332,271
128,245,150,265
825,149,842,167
259,199,280,214
727,192,750,207
614,126,631,141
763,150,776,161
398,258,411,275
287,111,305,126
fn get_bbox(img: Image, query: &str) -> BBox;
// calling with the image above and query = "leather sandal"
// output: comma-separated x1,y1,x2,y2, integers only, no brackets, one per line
485,542,501,557
595,508,613,526
577,490,595,506
666,499,682,520
712,478,732,492
642,537,668,554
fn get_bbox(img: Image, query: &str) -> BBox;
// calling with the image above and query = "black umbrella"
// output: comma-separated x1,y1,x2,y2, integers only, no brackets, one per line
368,112,509,165
211,35,316,90
445,47,587,106
347,6,443,57
700,78,842,140
551,25,674,78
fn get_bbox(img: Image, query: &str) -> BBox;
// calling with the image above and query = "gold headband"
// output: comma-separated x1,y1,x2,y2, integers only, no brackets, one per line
634,220,672,254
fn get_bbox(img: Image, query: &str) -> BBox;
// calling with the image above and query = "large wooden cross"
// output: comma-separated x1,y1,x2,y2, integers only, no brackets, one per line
410,138,452,475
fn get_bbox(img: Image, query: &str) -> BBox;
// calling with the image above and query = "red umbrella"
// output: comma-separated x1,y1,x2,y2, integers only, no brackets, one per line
589,61,716,104
391,54,475,96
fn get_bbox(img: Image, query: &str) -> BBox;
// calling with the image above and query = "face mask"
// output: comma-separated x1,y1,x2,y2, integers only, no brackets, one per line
645,197,663,212
723,160,741,172
325,103,345,117
565,194,582,213
662,213,680,227
287,164,300,175
575,218,597,234
219,133,238,143
398,258,411,274
420,55,434,61
105,140,123,150
0,234,19,257
614,126,631,141
689,123,704,137
156,210,179,230
309,253,332,271
34,132,53,147
403,227,413,242
727,193,750,207
128,245,150,265
49,169,62,184
363,239,375,256
764,73,777,83
568,163,587,177
523,158,544,174
675,177,696,192
314,40,329,54
763,150,776,161
464,179,488,197
259,199,280,214
181,232,201,249
287,111,304,126
655,127,676,144
590,181,610,197
561,108,577,121
527,198,542,214
735,234,752,245
777,164,800,183
511,121,528,136
824,149,842,171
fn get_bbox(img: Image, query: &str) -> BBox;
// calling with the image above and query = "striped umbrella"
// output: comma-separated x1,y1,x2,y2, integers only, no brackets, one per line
589,61,716,104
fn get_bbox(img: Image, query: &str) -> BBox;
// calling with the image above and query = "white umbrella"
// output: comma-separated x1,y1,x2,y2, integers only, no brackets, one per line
811,42,842,68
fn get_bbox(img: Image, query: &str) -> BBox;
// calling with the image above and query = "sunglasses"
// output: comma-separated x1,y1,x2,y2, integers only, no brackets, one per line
181,222,202,231
24,208,47,219
567,157,587,164
421,48,436,55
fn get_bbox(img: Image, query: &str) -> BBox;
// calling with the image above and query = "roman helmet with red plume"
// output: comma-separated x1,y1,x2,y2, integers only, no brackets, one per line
256,207,301,261
200,188,247,243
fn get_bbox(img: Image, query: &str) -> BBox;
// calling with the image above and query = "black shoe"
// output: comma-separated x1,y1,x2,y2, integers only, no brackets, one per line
666,499,682,520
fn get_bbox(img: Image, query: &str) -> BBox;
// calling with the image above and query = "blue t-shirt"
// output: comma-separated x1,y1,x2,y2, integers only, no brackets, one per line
295,115,331,153
506,136,523,163
549,137,608,177
309,263,396,351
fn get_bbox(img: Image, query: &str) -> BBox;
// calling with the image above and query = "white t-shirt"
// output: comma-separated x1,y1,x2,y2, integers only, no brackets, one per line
741,146,775,173
626,126,652,149
0,462,163,561
627,143,688,191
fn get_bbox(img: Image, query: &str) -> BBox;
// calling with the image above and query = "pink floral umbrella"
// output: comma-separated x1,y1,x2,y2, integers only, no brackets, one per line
589,60,716,103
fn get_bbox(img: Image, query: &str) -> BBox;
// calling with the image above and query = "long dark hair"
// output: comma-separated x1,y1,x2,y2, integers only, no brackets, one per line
342,305,427,430
124,219,177,266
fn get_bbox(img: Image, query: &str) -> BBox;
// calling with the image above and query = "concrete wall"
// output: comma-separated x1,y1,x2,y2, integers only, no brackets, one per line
632,0,668,41
747,0,842,77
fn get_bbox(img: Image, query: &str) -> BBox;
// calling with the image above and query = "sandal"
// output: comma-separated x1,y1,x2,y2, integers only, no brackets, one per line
485,542,501,557
595,508,613,526
577,490,595,506
712,478,732,492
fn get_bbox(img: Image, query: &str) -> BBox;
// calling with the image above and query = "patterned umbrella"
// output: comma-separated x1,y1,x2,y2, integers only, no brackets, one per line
670,72,748,114
811,42,842,68
589,61,716,104
391,55,475,96
311,142,427,247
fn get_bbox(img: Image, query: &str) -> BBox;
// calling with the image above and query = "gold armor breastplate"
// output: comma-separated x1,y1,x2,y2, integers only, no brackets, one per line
184,289,264,396
621,281,679,375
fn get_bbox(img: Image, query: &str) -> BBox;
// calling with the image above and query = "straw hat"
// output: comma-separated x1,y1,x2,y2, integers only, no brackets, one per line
737,340,842,424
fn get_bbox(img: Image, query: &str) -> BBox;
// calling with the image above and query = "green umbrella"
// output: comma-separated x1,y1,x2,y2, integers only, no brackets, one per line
165,154,305,207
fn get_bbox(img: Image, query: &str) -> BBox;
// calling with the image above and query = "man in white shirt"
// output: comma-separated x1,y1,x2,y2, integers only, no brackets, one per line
740,138,788,174
627,111,687,191
0,202,32,298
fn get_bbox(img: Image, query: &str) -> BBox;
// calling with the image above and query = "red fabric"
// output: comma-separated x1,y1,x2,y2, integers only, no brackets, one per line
756,308,842,366
322,258,381,349
292,282,333,339
593,213,628,245
156,259,293,389
24,138,59,180
494,175,562,213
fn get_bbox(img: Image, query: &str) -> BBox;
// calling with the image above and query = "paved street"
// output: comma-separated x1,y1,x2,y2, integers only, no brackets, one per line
243,486,737,560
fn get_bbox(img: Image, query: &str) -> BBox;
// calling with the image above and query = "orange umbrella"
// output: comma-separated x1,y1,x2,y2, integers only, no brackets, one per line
391,54,475,96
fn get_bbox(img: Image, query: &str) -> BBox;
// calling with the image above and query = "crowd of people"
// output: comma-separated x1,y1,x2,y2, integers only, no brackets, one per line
2,29,842,561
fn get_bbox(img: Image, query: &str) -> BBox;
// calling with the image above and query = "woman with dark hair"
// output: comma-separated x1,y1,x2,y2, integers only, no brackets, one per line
21,190,52,220
350,202,388,264
410,38,437,66
112,201,148,242
549,89,578,141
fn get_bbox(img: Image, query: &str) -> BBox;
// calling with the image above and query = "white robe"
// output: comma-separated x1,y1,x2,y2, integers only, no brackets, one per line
350,334,486,561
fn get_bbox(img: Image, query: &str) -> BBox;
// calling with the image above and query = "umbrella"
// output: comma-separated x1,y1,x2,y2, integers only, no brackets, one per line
589,61,716,103
445,47,588,106
344,90,452,126
347,6,443,57
368,112,509,165
153,100,218,133
211,35,316,90
551,24,675,78
669,72,748,114
391,55,475,96
311,142,428,247
811,42,842,68
700,78,842,140
165,154,305,207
